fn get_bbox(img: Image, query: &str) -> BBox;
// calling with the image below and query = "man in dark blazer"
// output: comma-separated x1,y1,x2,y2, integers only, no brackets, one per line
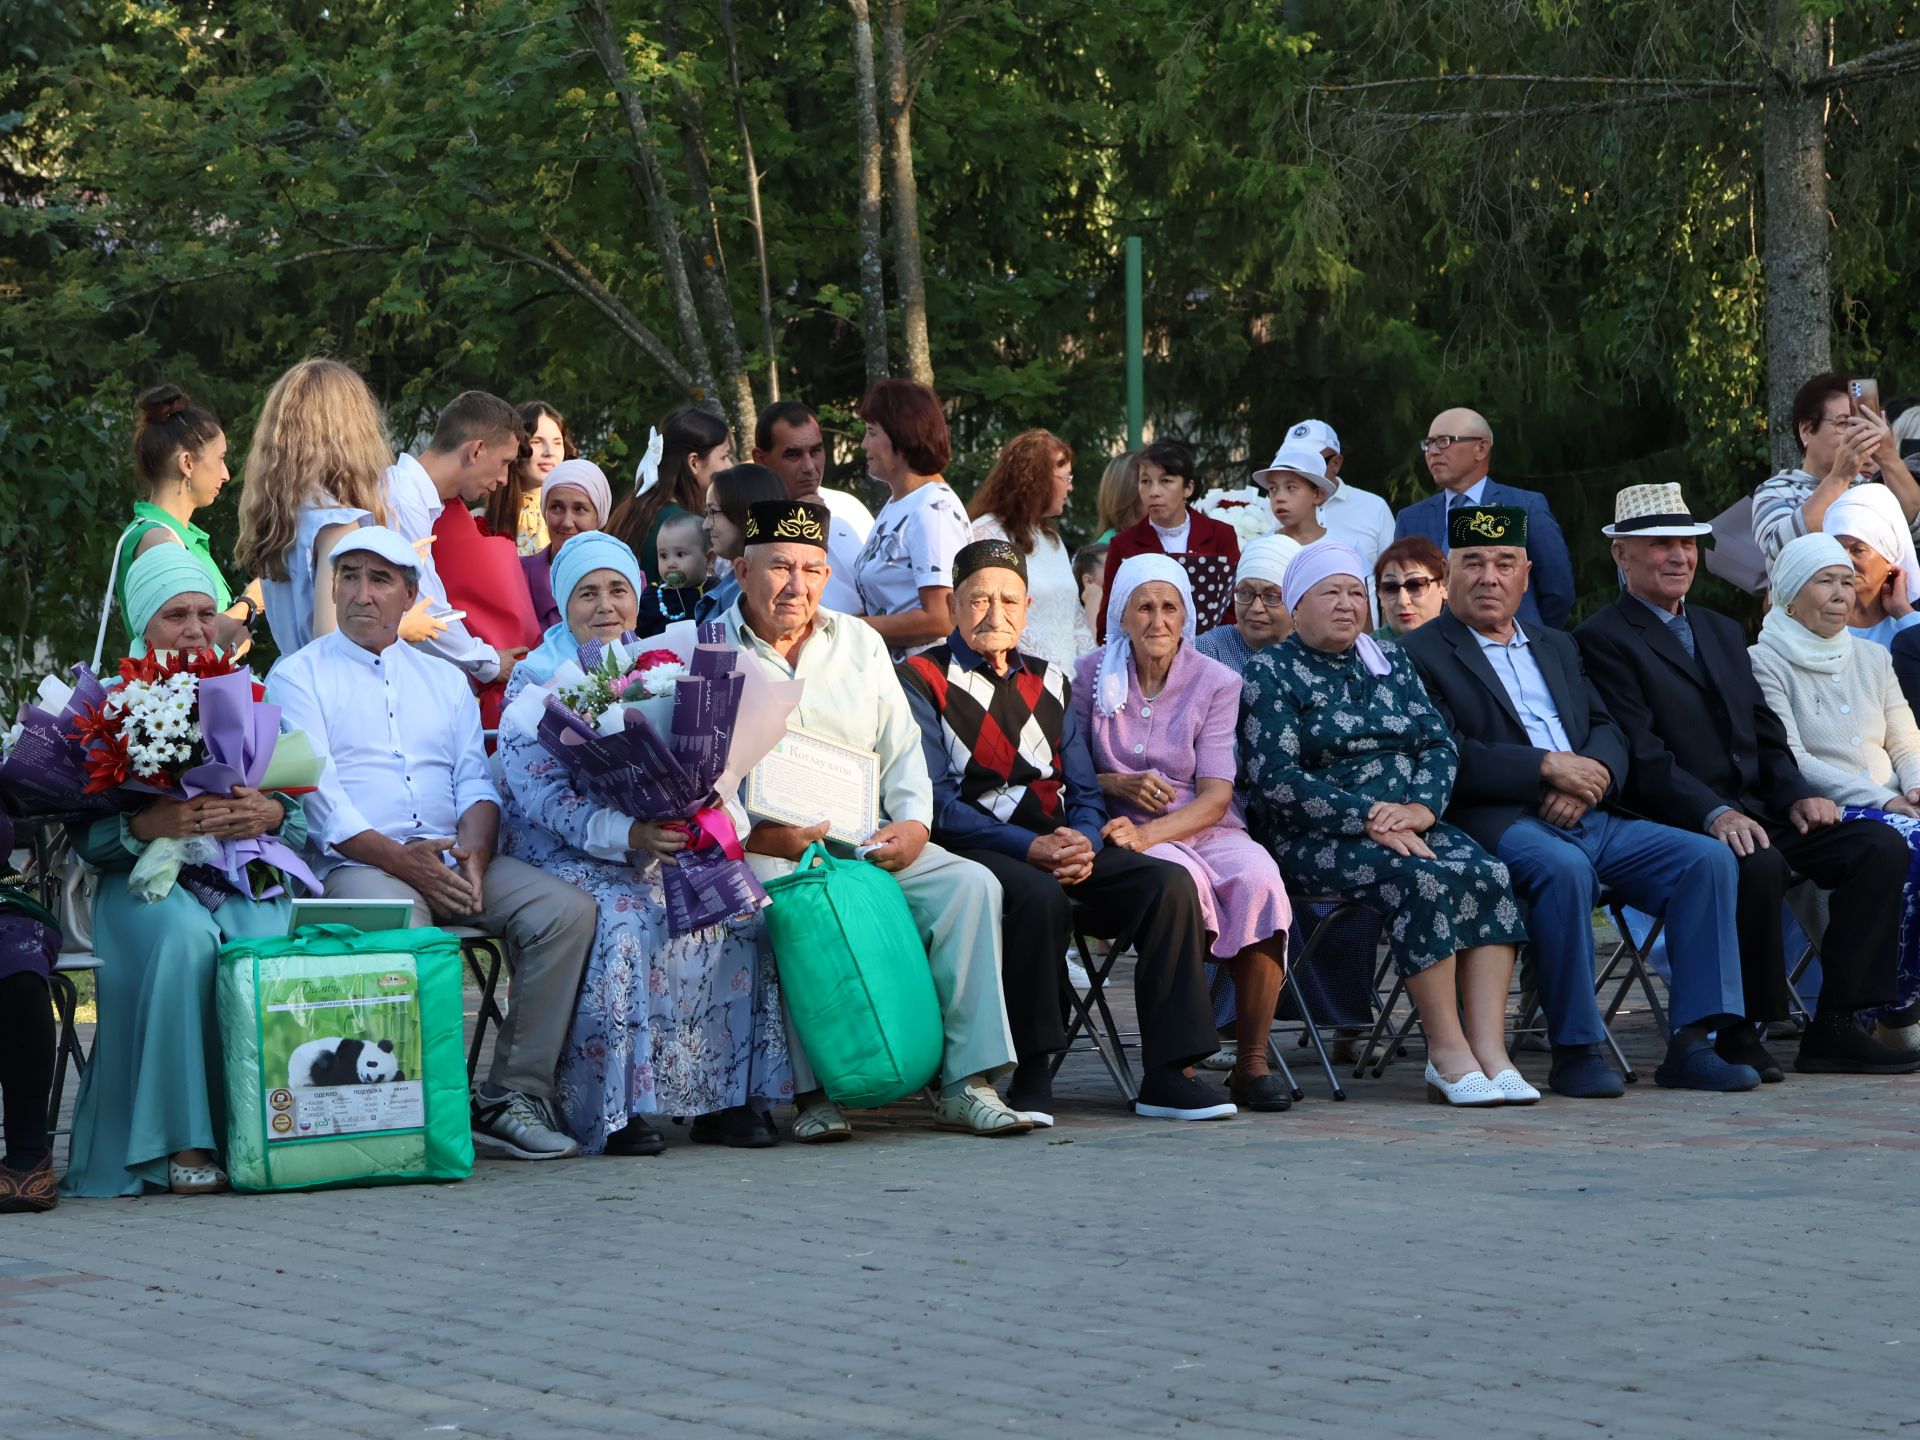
1576,482,1919,1075
1393,407,1575,628
1402,503,1763,1098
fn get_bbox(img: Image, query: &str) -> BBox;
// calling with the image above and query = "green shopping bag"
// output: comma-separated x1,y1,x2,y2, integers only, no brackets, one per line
761,842,943,1107
217,924,474,1192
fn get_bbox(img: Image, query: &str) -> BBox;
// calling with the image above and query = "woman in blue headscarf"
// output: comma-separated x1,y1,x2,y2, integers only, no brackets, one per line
496,532,790,1156
62,547,310,1197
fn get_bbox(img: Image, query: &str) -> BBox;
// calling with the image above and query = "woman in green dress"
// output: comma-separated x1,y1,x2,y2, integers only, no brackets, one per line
111,385,259,656
61,547,308,1198
1238,542,1531,1107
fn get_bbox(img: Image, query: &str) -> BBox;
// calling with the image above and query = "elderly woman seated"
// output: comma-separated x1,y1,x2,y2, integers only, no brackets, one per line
1195,535,1301,673
498,532,791,1154
1750,532,1920,1054
899,542,1232,1120
1068,555,1295,1110
1821,483,1920,648
1239,543,1531,1106
61,547,311,1197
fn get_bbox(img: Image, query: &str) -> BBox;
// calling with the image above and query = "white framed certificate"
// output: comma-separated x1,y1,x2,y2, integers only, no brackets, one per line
745,726,881,845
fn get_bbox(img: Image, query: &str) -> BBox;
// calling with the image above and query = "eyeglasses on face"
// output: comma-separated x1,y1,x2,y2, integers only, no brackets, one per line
1377,576,1437,599
1420,435,1488,454
1232,584,1286,610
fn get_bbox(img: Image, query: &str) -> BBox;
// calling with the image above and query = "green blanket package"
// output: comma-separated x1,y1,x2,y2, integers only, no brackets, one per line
761,842,942,1108
217,925,474,1192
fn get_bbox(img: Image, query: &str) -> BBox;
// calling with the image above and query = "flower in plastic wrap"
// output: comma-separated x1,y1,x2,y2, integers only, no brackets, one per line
1194,486,1277,544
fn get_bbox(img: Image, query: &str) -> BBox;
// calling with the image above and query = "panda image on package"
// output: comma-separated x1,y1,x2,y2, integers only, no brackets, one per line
287,1037,406,1088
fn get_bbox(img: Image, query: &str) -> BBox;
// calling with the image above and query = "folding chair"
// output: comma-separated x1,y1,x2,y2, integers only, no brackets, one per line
1507,896,1648,1083
1276,894,1383,1099
1052,926,1138,1102
1204,965,1305,1103
453,926,507,1082
46,952,100,1133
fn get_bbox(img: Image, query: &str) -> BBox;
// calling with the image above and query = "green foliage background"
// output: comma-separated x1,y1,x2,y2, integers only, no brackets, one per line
1,0,1915,689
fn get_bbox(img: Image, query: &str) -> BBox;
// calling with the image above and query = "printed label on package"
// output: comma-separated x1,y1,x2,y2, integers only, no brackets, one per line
260,958,425,1142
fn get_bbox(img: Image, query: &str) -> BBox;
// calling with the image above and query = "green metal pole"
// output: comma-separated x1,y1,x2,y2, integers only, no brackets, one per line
1125,235,1143,450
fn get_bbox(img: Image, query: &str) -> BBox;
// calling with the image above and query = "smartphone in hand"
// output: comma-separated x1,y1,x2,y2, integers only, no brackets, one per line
1849,377,1882,418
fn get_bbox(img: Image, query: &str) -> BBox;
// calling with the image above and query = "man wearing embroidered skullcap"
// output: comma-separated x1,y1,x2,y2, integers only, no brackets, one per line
1577,483,1919,1075
898,540,1233,1124
1392,406,1574,628
267,525,599,1161
716,504,1033,1141
1404,501,1769,1096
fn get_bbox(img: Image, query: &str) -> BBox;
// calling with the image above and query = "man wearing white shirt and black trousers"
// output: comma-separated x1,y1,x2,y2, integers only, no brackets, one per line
268,527,597,1161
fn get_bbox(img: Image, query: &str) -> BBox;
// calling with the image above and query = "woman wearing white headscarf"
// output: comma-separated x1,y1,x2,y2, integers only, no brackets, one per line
1239,543,1530,1106
1821,482,1920,647
1196,535,1303,673
1750,531,1920,1052
1071,555,1293,1109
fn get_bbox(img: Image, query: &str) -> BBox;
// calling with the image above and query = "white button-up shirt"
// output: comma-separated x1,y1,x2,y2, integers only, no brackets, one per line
384,453,501,682
714,600,933,828
267,629,500,874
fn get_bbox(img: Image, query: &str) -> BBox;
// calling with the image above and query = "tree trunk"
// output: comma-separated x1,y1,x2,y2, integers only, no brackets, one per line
578,0,720,408
719,0,779,402
1761,1,1831,471
882,0,933,387
846,0,891,388
662,1,756,438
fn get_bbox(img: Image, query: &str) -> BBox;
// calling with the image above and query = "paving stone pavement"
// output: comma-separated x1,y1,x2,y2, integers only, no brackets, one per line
6,979,1918,1440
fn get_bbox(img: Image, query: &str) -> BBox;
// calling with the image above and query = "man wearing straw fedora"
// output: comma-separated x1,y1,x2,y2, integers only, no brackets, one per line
1578,483,1920,1075
1402,500,1764,1096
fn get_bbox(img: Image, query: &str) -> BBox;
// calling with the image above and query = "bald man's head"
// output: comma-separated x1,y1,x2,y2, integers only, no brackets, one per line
1424,406,1494,491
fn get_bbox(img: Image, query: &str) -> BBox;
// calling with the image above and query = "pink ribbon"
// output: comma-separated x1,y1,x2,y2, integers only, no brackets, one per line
672,805,746,860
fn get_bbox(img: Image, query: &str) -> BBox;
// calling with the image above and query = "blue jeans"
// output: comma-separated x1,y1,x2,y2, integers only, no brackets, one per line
1496,810,1743,1045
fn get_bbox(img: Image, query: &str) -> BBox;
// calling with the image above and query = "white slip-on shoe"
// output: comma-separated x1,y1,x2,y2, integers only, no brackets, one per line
1484,1068,1541,1104
1423,1062,1506,1107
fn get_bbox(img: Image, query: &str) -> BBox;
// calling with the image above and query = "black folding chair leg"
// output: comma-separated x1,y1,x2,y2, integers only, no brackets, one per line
464,939,506,1084
46,970,81,1132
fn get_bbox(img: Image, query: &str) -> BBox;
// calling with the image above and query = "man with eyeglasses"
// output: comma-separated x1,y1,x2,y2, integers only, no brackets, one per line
1392,407,1574,628
1751,372,1919,564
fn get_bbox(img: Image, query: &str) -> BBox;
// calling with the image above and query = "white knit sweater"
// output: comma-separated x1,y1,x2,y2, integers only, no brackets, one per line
1748,637,1920,808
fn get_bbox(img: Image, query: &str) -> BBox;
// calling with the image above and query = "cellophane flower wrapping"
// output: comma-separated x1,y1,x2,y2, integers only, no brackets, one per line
43,652,321,905
1194,486,1278,544
0,667,132,819
506,622,802,936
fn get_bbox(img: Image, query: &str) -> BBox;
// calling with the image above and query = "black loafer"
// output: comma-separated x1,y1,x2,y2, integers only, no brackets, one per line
1226,1069,1292,1112
1715,1025,1785,1083
604,1117,667,1156
690,1105,780,1148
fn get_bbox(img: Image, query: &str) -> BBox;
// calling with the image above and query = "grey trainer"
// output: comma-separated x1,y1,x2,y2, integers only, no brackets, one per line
471,1086,580,1161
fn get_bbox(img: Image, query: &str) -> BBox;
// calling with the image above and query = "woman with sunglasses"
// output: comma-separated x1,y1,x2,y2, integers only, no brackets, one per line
1374,537,1447,637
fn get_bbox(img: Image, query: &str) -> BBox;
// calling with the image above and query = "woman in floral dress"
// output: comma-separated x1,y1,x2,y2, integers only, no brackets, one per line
1238,543,1530,1106
498,531,790,1155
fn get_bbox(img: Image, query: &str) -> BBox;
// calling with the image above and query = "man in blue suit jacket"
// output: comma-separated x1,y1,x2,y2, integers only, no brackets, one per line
1393,407,1575,627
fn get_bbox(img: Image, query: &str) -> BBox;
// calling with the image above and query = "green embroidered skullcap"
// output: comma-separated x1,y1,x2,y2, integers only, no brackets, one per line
1447,504,1529,550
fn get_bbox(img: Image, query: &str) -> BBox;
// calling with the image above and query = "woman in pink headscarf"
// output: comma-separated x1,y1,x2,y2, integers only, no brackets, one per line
1238,543,1530,1107
1073,554,1293,1111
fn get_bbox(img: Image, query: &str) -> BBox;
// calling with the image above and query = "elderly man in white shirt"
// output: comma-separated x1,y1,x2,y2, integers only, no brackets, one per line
267,526,597,1162
383,390,528,684
716,499,1028,1142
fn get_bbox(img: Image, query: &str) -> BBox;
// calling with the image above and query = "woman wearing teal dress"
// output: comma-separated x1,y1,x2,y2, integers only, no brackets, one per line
1238,543,1532,1107
61,547,309,1198
111,385,259,655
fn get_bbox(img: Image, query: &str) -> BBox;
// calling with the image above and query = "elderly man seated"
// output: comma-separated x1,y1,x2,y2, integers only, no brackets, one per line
1401,501,1763,1096
898,540,1233,1123
268,527,597,1161
1577,483,1918,1074
716,502,1031,1141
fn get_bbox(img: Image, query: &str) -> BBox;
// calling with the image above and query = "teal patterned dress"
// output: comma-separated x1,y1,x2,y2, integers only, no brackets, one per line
1238,634,1526,977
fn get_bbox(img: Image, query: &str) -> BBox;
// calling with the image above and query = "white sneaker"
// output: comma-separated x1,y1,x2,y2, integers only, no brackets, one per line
1065,957,1092,991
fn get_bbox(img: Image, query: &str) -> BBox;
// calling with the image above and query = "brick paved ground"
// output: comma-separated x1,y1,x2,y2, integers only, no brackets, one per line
5,964,1918,1440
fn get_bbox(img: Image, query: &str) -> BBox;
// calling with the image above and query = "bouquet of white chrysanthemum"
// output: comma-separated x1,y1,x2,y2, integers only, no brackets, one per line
113,671,203,778
1194,486,1278,544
